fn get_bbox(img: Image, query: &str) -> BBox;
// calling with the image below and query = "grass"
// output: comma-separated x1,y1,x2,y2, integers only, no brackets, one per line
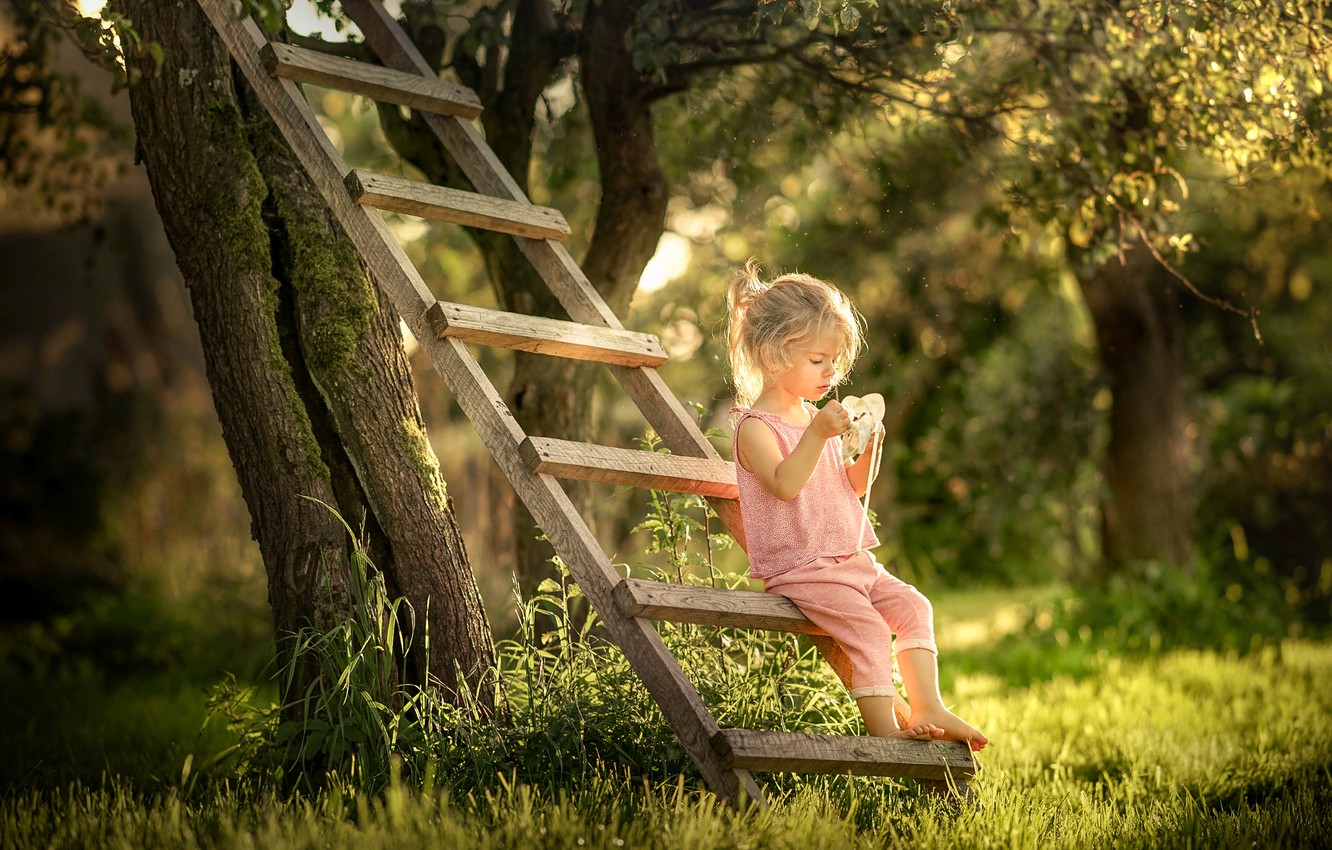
3,580,1331,849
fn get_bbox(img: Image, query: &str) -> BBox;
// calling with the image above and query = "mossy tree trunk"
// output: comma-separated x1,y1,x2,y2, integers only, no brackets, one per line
112,0,496,709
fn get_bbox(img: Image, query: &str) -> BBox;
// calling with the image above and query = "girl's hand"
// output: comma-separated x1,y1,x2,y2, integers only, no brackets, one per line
811,400,851,440
846,421,886,497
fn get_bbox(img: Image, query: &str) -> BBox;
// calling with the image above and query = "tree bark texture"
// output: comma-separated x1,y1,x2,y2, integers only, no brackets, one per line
113,0,496,707
1078,246,1196,576
380,0,670,595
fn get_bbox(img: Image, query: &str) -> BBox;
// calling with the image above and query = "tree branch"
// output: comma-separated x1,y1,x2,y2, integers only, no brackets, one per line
1115,202,1263,342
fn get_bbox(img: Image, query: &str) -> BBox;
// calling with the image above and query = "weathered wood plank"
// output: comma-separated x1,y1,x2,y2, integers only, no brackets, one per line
712,729,977,780
520,438,738,498
259,41,482,118
614,579,824,634
426,302,666,367
616,579,854,689
346,169,572,241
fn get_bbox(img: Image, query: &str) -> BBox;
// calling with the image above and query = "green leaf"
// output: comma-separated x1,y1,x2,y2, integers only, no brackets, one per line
839,2,861,31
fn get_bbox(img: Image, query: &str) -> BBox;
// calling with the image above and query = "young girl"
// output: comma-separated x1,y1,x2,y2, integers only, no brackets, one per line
727,260,987,751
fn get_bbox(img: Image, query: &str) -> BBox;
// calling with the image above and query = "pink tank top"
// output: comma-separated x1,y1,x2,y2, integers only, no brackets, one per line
731,405,879,579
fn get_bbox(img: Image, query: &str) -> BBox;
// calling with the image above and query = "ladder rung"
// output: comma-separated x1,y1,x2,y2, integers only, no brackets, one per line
712,729,976,779
346,169,572,241
260,42,483,119
613,579,821,634
520,437,738,499
426,302,666,367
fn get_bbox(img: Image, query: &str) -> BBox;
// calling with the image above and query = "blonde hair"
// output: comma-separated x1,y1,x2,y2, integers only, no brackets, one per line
726,259,864,407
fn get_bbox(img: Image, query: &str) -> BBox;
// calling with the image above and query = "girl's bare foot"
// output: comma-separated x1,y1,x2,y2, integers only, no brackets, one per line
888,723,945,741
890,695,943,739
906,708,988,751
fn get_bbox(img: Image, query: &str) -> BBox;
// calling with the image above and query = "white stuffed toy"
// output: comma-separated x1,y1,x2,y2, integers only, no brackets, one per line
838,393,886,554
839,393,886,463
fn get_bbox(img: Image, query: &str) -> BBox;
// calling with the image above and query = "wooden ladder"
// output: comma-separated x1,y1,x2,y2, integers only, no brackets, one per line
197,0,975,808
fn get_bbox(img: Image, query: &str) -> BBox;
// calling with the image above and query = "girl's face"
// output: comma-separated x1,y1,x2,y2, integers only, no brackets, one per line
771,331,841,402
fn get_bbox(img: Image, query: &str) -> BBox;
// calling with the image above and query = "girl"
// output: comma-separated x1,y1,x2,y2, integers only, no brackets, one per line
727,260,987,751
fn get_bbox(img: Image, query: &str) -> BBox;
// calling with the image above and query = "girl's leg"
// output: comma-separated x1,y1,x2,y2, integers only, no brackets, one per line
897,648,988,751
767,556,939,740
866,565,988,751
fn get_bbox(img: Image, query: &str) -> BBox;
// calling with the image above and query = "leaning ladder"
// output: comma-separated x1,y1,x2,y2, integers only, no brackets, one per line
197,0,975,807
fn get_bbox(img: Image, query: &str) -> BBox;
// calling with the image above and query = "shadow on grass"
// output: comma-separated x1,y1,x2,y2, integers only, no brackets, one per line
0,577,272,793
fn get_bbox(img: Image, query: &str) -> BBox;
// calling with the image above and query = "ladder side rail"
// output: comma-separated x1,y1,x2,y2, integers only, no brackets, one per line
196,0,762,807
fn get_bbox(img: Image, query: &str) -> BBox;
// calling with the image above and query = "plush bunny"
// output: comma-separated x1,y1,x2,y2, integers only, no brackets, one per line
838,393,886,554
840,393,886,463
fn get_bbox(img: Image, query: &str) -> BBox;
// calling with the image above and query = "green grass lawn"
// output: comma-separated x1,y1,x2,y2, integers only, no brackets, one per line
3,584,1331,849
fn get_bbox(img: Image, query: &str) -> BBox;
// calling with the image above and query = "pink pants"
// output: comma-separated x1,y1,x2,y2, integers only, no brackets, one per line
764,551,936,699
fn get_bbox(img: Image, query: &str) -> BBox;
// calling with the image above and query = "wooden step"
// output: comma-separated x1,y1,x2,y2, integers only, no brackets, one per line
426,302,666,367
712,729,976,780
613,579,823,634
260,42,483,119
346,169,572,241
520,437,738,499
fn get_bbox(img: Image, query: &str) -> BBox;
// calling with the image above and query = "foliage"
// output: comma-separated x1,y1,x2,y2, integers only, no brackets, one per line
951,559,1328,696
274,0,1328,591
4,588,206,681
896,286,1104,587
630,421,735,586
944,1,1331,263
1180,172,1332,627
206,506,457,796
0,1,135,225
0,578,270,792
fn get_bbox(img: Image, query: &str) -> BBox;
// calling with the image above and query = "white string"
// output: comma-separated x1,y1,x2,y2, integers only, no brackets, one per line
856,422,882,555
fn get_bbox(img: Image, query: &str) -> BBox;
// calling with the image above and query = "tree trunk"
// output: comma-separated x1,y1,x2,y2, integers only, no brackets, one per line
1078,246,1195,578
113,0,496,707
579,0,670,320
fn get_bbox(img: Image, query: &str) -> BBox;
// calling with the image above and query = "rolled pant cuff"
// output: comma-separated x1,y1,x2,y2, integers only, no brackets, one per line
894,639,937,654
848,685,899,699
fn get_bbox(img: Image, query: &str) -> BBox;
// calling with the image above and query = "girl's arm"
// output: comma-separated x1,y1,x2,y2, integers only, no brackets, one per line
844,423,885,497
736,403,849,500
